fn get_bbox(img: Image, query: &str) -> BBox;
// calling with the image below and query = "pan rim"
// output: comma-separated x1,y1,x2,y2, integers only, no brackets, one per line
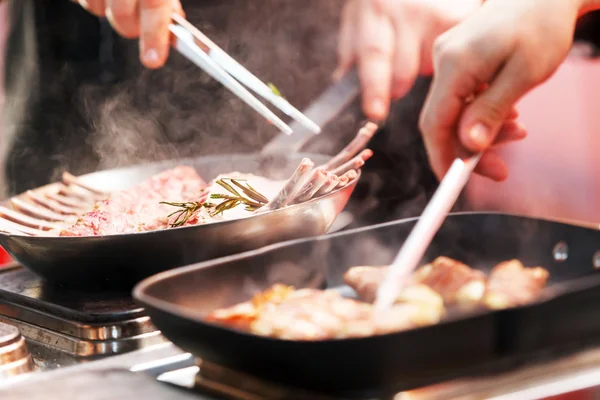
133,211,599,344
1,152,358,241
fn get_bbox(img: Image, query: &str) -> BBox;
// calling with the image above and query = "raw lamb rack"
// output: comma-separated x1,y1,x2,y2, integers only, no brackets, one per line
0,122,378,237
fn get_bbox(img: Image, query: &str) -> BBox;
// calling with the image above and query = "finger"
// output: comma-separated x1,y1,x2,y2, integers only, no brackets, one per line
334,0,359,81
389,22,421,99
419,72,474,180
419,33,486,179
171,0,185,17
106,0,139,39
507,107,519,120
356,0,395,120
458,56,536,153
473,151,508,182
140,0,173,69
79,0,106,16
492,120,527,147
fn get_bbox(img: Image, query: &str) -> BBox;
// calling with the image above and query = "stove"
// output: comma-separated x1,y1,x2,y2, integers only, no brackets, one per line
3,264,600,399
0,265,165,371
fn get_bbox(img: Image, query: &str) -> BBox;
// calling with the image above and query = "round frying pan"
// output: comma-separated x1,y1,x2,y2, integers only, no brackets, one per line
0,72,365,290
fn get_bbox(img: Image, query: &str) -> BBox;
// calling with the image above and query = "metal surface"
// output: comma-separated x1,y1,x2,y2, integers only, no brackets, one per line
0,321,34,378
6,332,600,399
134,212,600,397
169,15,293,136
154,346,600,400
169,13,322,136
262,69,361,154
0,71,362,289
0,153,358,290
0,267,165,364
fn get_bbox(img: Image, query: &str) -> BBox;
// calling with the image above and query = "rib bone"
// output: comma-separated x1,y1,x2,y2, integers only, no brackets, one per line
263,158,314,210
1,121,379,237
290,168,329,205
62,172,107,197
314,173,340,197
319,122,378,171
331,149,373,176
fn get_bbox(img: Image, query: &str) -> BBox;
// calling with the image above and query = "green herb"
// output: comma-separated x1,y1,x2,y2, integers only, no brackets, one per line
268,82,284,98
161,178,268,227
160,201,207,228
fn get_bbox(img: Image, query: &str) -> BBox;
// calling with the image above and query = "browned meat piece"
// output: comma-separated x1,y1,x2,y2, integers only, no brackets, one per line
344,257,486,308
206,284,295,330
412,257,487,308
343,265,387,303
483,260,549,310
207,285,444,340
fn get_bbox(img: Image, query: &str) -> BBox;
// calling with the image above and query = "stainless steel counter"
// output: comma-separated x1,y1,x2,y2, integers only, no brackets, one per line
4,340,600,399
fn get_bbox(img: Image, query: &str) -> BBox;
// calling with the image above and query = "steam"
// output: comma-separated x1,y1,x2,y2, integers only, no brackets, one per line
0,0,345,196
85,0,344,170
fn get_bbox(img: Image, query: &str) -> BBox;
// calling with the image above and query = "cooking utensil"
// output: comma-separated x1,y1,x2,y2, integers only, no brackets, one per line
134,212,600,398
375,153,482,311
261,69,361,154
0,72,364,290
169,13,320,136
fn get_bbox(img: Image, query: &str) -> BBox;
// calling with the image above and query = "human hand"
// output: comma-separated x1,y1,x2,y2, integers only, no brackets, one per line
74,0,184,69
335,0,483,121
420,0,590,181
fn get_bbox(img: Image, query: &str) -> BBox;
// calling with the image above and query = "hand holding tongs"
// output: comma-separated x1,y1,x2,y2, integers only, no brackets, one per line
168,13,321,136
374,152,482,312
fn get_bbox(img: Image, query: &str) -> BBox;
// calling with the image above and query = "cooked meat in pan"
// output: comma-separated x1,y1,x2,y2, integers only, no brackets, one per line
207,284,444,340
483,259,550,310
345,256,487,308
206,257,549,341
344,257,548,310
12,122,377,237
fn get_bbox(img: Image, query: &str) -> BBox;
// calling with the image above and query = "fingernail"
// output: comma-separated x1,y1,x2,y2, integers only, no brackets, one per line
105,8,115,25
469,123,490,148
144,48,159,64
369,98,387,120
79,0,89,9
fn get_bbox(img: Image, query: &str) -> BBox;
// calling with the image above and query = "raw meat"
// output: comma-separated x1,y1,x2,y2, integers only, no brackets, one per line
58,166,210,236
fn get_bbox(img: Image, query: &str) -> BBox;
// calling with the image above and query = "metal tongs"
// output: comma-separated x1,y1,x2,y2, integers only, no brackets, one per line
169,13,321,136
374,153,483,312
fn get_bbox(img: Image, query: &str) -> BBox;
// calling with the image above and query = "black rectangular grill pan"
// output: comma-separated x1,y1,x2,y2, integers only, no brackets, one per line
134,212,600,398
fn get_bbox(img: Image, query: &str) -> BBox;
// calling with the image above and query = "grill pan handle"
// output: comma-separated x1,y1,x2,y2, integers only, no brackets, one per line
260,69,361,155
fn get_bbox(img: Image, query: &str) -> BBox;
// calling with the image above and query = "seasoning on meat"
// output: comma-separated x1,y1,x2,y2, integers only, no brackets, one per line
483,259,549,310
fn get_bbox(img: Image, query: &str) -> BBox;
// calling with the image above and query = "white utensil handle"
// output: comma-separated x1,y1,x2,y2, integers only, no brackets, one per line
374,153,482,311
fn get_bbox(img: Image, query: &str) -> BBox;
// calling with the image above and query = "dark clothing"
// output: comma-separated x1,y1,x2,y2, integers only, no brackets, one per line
4,2,600,227
3,0,344,193
1,0,440,227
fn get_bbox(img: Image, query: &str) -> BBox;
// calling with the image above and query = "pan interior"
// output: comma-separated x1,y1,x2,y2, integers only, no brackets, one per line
139,213,600,322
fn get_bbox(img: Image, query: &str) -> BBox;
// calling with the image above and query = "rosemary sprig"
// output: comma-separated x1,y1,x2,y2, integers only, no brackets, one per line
161,178,268,227
159,201,207,228
210,178,268,214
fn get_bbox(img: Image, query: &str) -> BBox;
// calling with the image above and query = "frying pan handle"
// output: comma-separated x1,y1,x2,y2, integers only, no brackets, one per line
260,69,361,155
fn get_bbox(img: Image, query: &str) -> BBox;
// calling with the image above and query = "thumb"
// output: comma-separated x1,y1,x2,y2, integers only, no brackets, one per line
458,58,533,153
